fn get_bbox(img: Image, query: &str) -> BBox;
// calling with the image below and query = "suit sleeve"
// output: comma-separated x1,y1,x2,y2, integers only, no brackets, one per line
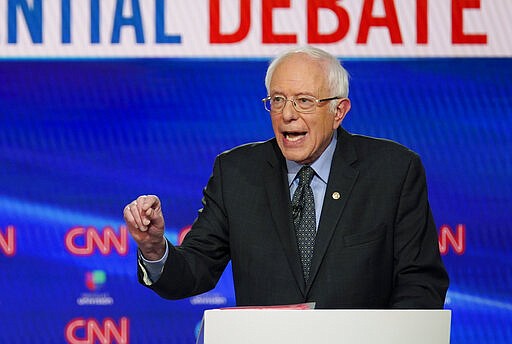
138,155,231,299
390,154,449,308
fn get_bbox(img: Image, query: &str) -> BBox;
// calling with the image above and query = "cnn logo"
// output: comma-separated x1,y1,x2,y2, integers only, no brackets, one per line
0,225,16,256
65,317,129,344
65,226,128,256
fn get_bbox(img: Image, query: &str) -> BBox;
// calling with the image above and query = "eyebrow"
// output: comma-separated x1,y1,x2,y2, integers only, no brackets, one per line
270,91,317,97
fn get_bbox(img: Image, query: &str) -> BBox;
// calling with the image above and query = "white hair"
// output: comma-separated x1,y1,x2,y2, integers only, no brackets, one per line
264,46,350,113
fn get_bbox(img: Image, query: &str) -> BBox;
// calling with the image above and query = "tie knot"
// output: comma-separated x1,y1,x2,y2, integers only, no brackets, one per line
297,166,315,187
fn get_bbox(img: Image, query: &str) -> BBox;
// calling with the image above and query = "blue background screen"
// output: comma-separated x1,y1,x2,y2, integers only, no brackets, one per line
0,58,511,343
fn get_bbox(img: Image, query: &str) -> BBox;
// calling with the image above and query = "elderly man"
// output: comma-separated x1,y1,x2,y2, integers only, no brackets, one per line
124,46,449,309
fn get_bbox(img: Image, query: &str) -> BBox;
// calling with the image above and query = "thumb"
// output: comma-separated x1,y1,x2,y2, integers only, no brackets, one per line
145,206,165,231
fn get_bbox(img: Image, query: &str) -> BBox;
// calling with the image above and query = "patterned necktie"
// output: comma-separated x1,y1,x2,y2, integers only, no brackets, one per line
291,166,316,282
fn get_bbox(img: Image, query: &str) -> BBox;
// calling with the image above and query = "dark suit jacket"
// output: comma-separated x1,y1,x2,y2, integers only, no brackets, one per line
140,127,449,309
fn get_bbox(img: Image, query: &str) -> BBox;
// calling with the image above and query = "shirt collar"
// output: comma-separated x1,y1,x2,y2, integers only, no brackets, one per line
286,130,338,186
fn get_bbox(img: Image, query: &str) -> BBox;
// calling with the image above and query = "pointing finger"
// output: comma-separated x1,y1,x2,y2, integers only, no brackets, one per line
139,195,160,212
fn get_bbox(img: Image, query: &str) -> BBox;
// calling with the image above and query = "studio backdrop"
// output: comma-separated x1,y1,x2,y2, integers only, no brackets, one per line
0,1,511,343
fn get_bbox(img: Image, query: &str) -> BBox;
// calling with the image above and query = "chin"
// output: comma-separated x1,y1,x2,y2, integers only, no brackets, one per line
284,153,312,165
279,143,313,164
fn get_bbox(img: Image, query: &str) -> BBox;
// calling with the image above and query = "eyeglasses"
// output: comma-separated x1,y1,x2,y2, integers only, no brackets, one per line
262,94,342,114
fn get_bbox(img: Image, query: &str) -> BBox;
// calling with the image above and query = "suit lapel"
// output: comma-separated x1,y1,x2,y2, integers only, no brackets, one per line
263,141,306,296
306,128,359,293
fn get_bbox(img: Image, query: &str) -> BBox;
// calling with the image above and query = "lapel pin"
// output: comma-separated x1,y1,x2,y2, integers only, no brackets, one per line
332,192,341,200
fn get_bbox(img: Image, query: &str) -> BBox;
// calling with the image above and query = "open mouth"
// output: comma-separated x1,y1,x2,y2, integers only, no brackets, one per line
284,131,307,142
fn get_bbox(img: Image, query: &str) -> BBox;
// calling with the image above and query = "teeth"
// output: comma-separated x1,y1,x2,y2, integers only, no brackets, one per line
285,133,305,142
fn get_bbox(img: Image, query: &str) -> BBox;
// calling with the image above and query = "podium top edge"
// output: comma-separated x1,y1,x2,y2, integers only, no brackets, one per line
205,309,452,313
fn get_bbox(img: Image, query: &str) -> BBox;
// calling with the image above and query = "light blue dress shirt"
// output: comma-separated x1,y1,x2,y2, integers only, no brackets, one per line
286,131,337,229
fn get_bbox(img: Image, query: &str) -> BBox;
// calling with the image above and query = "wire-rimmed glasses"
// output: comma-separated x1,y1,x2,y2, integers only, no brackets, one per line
262,94,342,114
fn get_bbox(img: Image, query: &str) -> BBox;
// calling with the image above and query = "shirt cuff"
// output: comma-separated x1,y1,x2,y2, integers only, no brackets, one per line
138,240,169,285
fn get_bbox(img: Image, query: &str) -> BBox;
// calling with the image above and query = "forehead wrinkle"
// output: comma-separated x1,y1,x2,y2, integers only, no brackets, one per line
270,80,323,97
270,59,329,97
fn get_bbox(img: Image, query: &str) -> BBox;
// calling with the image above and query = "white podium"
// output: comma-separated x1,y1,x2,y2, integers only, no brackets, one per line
197,309,451,344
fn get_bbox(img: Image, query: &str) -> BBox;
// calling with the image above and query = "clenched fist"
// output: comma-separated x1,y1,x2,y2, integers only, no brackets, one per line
123,195,166,260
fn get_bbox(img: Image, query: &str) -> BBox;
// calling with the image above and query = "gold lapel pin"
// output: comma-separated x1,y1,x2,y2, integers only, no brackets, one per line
332,192,341,200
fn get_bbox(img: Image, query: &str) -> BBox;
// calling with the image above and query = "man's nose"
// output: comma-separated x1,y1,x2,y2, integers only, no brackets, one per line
281,99,299,121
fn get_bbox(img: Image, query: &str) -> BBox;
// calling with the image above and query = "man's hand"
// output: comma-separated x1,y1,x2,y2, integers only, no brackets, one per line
123,195,166,261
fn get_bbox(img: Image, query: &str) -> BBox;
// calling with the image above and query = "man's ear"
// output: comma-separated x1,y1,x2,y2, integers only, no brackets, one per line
333,98,351,127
